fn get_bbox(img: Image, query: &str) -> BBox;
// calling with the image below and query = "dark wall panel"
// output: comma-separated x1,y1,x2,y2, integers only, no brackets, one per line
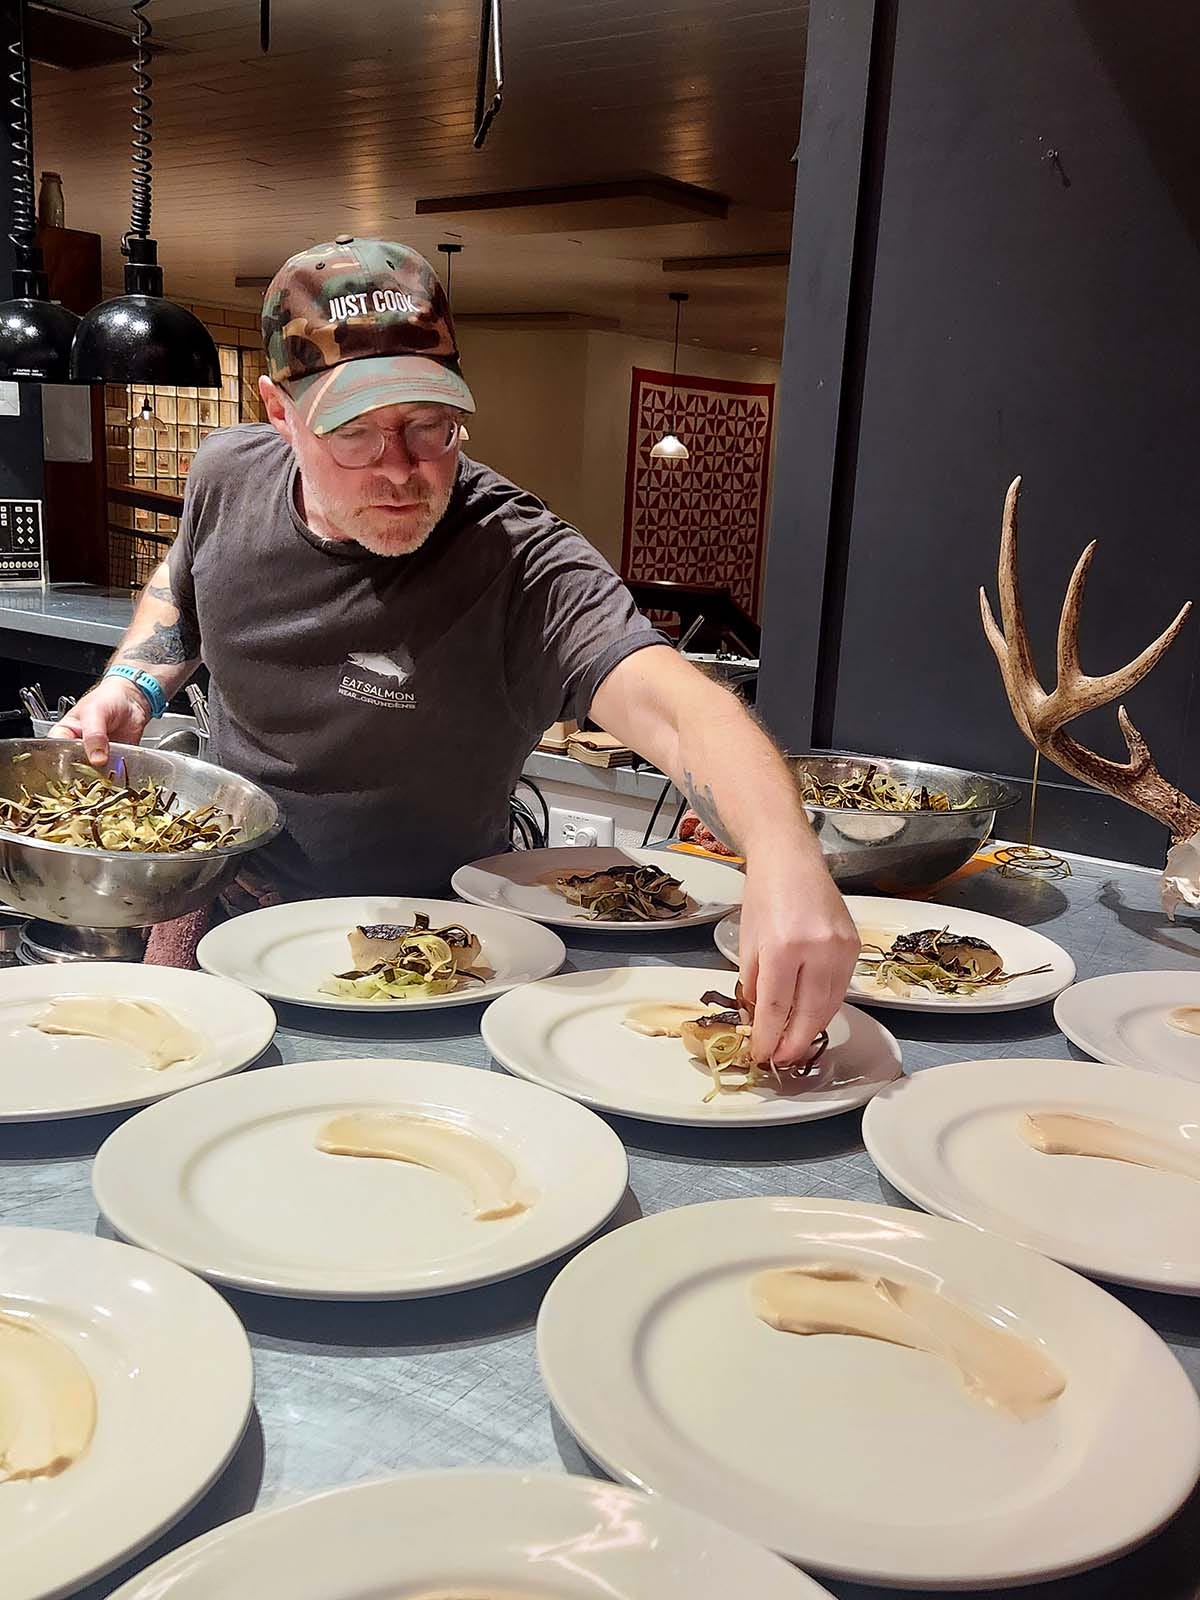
757,0,879,752
825,0,1200,863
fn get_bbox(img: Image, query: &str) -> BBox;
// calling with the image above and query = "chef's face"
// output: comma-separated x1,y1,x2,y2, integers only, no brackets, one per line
261,379,461,557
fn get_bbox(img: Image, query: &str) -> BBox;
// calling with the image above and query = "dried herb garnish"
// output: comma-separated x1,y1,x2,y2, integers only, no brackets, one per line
551,863,690,921
0,768,239,853
681,984,829,1101
799,762,980,813
856,926,1050,997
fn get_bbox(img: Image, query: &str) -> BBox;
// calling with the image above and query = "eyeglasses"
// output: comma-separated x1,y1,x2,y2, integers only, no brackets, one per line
323,409,463,469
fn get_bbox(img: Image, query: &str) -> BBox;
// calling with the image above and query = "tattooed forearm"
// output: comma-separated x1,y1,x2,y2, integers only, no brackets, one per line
682,769,734,846
117,612,201,668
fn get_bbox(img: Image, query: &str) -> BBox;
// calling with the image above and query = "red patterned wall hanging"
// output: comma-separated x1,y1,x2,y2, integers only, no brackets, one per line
621,366,775,620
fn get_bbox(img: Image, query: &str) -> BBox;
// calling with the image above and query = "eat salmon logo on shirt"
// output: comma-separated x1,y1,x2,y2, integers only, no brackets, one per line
338,646,418,710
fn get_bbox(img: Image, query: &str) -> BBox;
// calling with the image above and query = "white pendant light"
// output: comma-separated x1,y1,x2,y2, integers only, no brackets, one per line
650,290,690,462
437,241,470,443
649,432,688,461
133,392,168,441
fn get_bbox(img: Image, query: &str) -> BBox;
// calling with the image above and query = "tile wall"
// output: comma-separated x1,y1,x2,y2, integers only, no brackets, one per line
104,301,267,585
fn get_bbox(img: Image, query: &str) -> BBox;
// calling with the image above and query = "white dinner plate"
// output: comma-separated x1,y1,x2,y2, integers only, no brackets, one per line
482,966,902,1126
452,845,743,932
714,906,741,965
196,896,565,1011
93,1058,629,1299
1054,971,1200,1083
1,1227,253,1600
536,1197,1200,1589
863,1057,1200,1294
0,962,275,1122
107,1469,831,1599
843,895,1074,1012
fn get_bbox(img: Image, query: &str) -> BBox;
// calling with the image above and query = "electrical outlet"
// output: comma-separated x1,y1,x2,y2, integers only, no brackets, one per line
548,807,615,848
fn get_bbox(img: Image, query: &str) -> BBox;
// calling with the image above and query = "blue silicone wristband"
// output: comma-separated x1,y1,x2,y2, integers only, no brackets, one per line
105,666,168,719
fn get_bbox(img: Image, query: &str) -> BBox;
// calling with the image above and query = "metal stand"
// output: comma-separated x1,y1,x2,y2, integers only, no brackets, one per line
995,752,1071,879
17,920,149,964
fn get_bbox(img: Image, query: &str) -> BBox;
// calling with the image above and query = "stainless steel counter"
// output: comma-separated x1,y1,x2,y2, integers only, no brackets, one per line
0,584,134,649
3,851,1200,1599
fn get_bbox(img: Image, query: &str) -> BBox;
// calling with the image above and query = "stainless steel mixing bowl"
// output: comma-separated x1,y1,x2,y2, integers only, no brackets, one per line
0,739,281,928
789,752,1021,894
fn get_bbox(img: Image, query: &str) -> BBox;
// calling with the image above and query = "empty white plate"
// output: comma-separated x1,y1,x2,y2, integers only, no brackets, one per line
536,1196,1200,1589
1,1227,253,1600
93,1058,629,1299
107,1469,831,1599
714,906,740,965
1054,970,1200,1083
482,966,902,1126
842,895,1075,1012
0,962,275,1122
196,896,565,1011
863,1057,1200,1293
452,845,743,932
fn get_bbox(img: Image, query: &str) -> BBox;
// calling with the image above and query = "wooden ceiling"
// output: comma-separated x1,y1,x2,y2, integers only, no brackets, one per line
31,0,805,354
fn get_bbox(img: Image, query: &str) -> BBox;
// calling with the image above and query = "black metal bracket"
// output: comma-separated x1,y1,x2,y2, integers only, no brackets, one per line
472,0,503,149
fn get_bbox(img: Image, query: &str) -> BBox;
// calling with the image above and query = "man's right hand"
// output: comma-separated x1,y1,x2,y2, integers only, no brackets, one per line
48,677,152,768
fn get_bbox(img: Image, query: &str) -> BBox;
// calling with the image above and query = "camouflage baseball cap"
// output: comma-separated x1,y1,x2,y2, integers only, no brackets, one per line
261,236,475,435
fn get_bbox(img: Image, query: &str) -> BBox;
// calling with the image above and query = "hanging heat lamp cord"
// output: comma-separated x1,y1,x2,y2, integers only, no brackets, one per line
0,0,80,378
670,293,682,434
126,0,153,246
68,0,218,381
7,6,35,265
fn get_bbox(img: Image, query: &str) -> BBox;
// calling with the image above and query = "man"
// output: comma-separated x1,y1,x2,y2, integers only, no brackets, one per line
54,238,857,1063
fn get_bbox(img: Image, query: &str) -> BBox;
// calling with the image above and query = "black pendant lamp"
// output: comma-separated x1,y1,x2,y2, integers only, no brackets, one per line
0,0,80,381
71,0,218,386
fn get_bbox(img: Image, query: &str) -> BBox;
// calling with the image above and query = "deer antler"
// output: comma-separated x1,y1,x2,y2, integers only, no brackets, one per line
980,476,1200,842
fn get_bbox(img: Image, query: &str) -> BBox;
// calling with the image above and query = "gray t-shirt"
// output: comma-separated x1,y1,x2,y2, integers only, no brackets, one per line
168,424,664,900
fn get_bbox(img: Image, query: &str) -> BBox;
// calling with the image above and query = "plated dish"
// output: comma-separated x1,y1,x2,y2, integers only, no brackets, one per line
196,896,565,1011
547,860,691,921
319,911,490,1002
1054,971,1200,1084
536,1196,1200,1588
107,1469,832,1599
862,1058,1200,1294
452,846,742,933
482,966,902,1126
846,897,1074,1011
0,961,275,1121
622,979,831,1102
1,1226,253,1600
716,896,1074,1012
92,1058,628,1298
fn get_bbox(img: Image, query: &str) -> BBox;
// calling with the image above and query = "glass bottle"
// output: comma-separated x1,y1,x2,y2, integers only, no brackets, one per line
37,171,65,229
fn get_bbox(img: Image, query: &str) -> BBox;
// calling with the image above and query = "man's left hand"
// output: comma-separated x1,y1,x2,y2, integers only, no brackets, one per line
736,854,860,1066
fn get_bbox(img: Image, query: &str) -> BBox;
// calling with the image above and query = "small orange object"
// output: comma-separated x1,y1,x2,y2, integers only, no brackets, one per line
667,840,746,868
